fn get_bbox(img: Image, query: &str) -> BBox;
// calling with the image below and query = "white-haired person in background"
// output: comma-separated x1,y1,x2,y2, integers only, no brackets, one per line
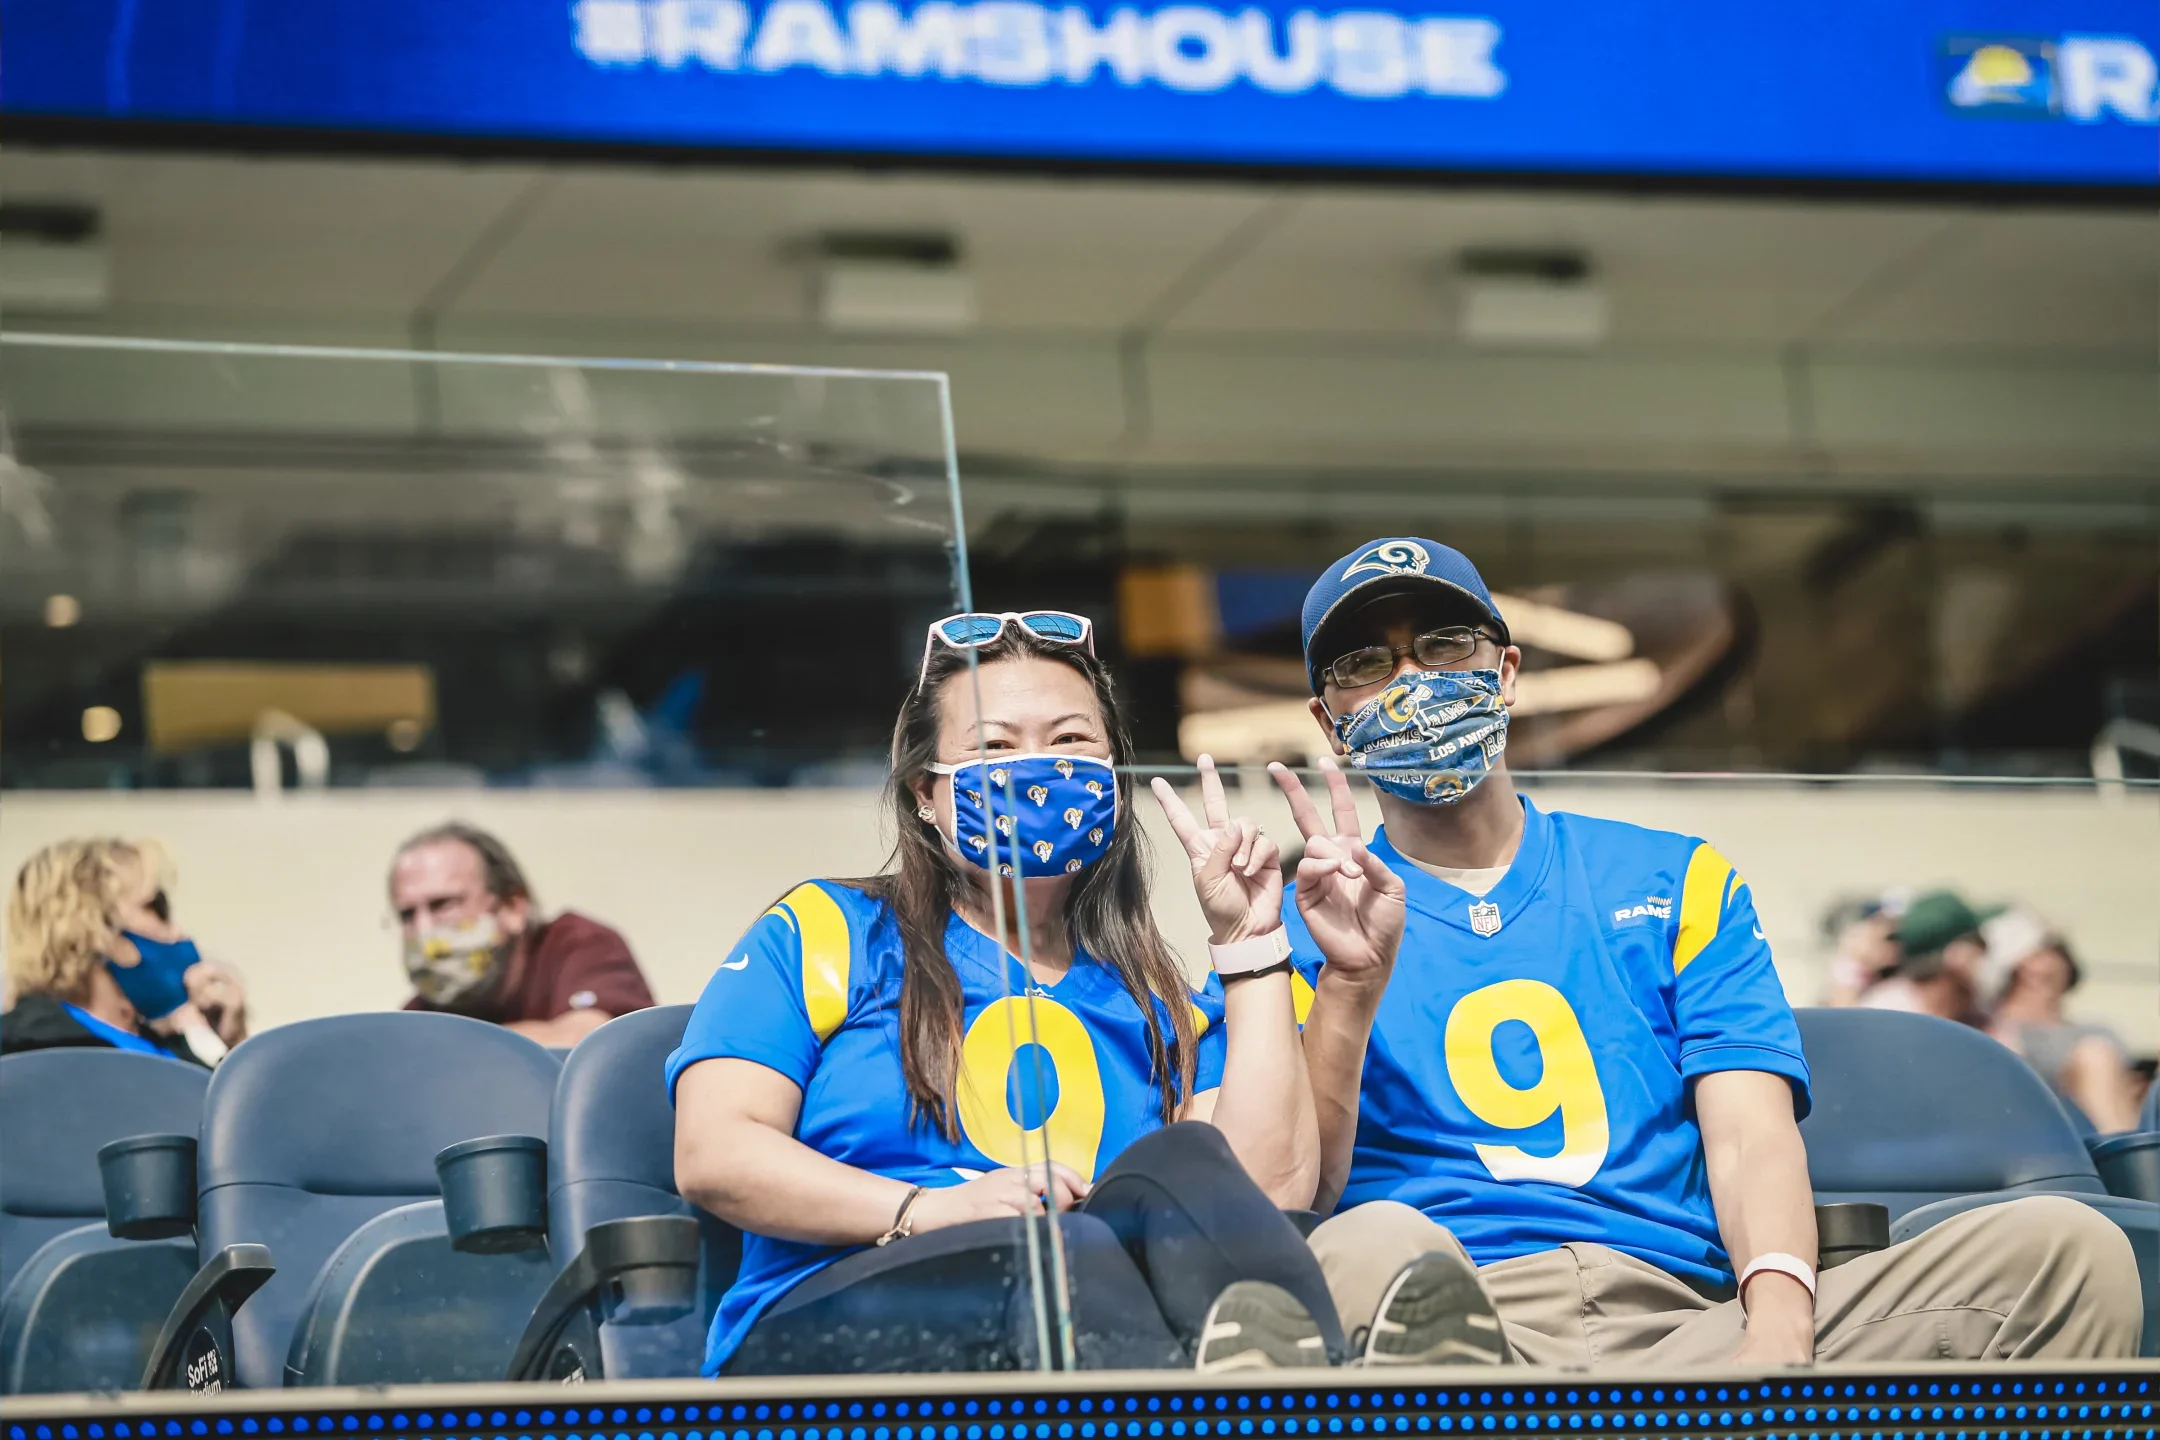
2,837,248,1065
1984,908,2143,1135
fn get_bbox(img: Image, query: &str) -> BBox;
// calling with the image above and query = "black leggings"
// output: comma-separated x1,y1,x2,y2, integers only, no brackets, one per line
724,1122,1345,1374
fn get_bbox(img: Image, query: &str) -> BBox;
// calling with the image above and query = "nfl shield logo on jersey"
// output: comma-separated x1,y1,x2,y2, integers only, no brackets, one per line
1468,900,1503,937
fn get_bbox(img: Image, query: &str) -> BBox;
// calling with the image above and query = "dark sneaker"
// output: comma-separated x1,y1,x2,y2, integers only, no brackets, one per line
1195,1281,1331,1371
1362,1251,1508,1366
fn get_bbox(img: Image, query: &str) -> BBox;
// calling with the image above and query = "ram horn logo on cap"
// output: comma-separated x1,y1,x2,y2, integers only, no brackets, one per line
1343,540,1430,580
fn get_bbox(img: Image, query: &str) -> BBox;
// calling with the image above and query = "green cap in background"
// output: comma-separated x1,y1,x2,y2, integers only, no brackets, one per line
1893,889,1989,957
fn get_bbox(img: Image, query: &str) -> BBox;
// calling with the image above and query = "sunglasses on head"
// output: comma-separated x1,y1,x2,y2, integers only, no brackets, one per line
917,611,1095,691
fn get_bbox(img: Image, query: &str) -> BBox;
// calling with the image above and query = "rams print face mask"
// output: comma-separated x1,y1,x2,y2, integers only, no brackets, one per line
929,753,1117,877
1332,668,1508,805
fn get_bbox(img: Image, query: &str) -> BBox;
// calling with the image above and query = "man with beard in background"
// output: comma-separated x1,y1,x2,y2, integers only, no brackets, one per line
389,821,654,1047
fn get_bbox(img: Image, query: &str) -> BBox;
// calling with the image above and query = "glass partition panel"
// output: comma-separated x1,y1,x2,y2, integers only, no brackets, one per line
1,334,962,791
1132,762,2157,1362
0,333,1103,1393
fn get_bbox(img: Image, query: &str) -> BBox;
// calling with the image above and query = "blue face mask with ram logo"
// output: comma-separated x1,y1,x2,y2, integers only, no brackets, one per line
929,753,1118,878
1331,668,1510,805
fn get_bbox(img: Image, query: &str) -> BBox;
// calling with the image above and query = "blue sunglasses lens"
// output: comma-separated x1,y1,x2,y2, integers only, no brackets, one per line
1021,612,1087,642
937,615,1006,646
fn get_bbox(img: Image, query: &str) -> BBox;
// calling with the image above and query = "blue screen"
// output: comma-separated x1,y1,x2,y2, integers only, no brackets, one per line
3,0,2155,185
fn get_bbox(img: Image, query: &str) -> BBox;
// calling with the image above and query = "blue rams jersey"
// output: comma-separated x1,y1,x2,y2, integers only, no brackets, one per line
1284,797,1809,1290
666,879,1228,1375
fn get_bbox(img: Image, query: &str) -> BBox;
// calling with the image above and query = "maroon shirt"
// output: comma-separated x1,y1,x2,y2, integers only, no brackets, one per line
405,910,655,1024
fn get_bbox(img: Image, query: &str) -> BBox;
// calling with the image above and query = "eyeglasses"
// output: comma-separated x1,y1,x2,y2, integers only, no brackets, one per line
918,611,1095,690
1324,625,1501,690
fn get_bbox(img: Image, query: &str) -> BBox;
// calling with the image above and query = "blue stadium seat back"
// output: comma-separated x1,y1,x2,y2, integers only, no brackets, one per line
0,1051,208,1296
1890,1192,2160,1358
282,1201,554,1386
1795,1008,2105,1218
2143,1079,2159,1133
0,1223,195,1394
196,1012,559,1389
548,1004,737,1378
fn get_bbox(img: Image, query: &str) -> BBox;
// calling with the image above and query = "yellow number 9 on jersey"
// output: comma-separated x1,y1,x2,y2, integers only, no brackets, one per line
956,997,1107,1182
1443,978,1610,1188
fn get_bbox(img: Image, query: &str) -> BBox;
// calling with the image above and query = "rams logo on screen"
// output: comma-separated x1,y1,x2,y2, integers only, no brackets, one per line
1941,34,2158,123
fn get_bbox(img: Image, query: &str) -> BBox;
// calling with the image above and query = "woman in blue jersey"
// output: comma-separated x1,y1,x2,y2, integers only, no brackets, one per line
670,611,1351,1375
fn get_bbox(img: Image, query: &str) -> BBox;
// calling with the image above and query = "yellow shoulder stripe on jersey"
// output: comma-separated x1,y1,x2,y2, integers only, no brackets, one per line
768,882,851,1042
1291,970,1316,1027
1190,1001,1213,1039
1674,843,1735,976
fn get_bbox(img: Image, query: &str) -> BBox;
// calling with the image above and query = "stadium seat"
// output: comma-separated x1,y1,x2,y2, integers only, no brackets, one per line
2144,1077,2159,1133
1797,1008,2158,1355
0,1225,195,1394
280,1201,551,1385
0,1051,209,1296
161,1013,561,1388
514,1004,737,1380
0,1051,210,1393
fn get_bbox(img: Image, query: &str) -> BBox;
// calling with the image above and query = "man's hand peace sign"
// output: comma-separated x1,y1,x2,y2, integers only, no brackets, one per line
1267,756,1406,987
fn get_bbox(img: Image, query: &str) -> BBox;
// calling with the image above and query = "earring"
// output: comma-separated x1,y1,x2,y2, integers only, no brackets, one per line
917,806,936,822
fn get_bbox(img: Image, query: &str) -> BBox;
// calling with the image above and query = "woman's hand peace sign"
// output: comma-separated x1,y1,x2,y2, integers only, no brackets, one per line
1267,757,1405,987
1151,754,1284,946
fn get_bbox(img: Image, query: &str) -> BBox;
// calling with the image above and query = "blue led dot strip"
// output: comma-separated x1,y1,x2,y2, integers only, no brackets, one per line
6,1370,2152,1440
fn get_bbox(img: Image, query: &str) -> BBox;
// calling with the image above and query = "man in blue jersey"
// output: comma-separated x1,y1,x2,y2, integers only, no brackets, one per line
1273,537,2140,1367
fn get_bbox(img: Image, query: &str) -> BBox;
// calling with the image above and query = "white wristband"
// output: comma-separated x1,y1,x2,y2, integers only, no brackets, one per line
1207,927,1292,977
1738,1252,1817,1309
179,1022,228,1067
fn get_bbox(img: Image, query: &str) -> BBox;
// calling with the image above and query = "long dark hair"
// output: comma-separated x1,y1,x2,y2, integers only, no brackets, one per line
850,626,1198,1138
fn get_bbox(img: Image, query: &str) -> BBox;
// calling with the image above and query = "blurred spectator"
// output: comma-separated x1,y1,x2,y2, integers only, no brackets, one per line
1820,889,1908,1006
2,838,248,1065
389,821,654,1047
1856,889,1989,1025
1984,908,2142,1134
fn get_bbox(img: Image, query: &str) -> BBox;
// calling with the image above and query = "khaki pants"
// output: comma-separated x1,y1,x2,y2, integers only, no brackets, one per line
1307,1195,2142,1366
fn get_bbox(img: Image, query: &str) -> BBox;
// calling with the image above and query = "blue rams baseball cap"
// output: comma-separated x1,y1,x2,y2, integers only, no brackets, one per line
1300,537,1510,692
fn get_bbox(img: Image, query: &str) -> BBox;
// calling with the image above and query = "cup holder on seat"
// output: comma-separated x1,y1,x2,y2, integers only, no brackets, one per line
435,1135,549,1255
1815,1202,1890,1269
99,1134,199,1241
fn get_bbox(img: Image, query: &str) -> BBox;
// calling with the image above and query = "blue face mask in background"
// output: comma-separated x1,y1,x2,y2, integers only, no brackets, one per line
931,753,1118,878
1331,667,1510,805
109,932,200,1019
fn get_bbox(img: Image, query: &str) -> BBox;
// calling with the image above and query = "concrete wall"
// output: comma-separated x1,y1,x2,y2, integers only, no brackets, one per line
3,780,2153,1049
